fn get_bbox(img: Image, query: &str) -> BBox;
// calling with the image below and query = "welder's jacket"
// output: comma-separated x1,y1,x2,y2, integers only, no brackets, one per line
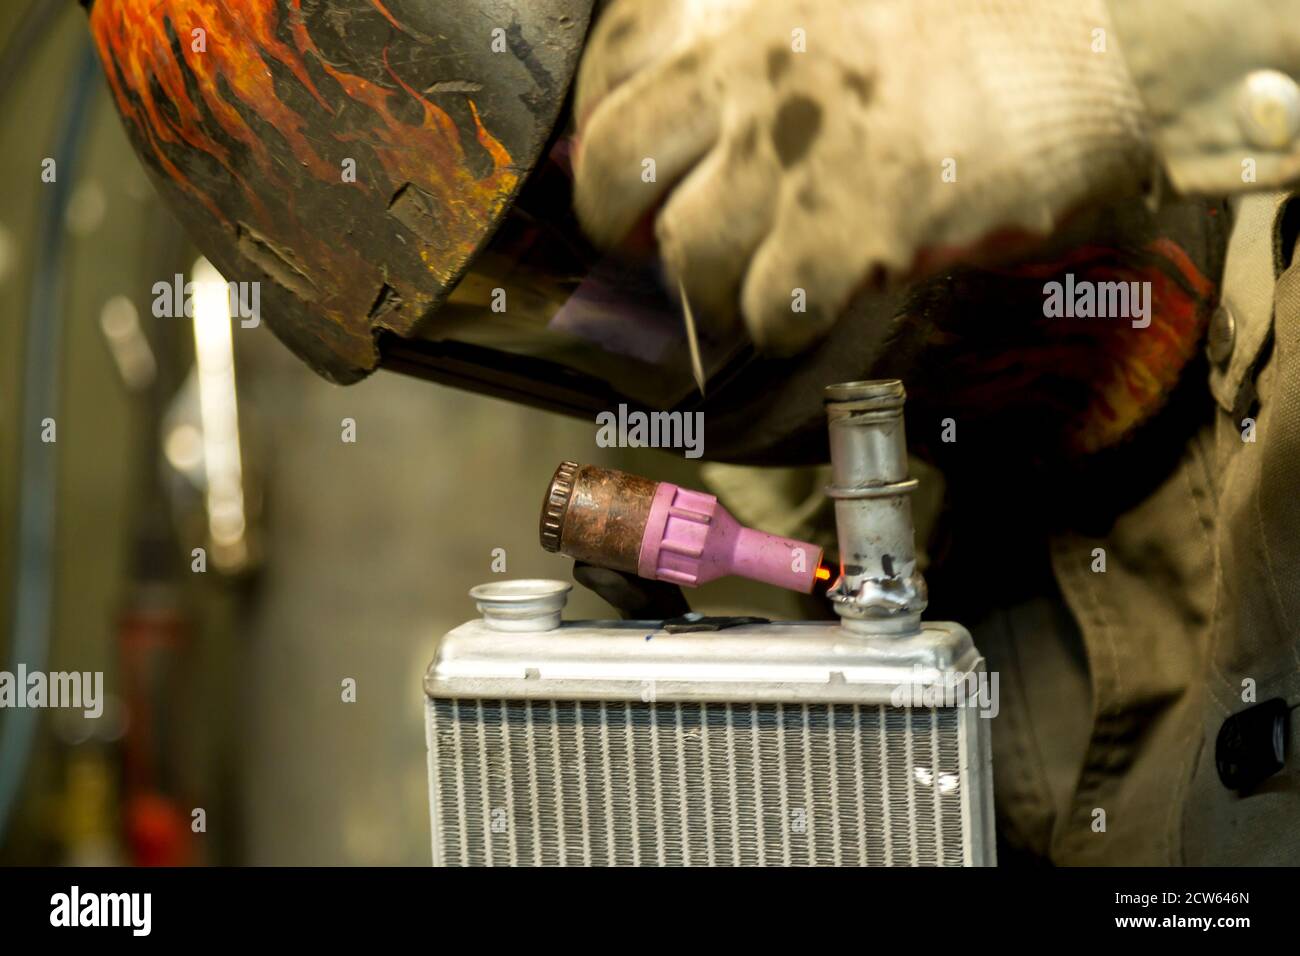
1021,192,1300,865
998,0,1300,862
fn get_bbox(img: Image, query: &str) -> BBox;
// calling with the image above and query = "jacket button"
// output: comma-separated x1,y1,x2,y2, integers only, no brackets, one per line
1207,304,1236,366
1236,70,1300,149
1216,698,1288,792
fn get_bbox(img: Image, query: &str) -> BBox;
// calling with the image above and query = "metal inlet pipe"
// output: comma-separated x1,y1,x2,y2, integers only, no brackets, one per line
824,380,928,634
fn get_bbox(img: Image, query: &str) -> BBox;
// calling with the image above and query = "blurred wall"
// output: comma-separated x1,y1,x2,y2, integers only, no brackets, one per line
0,4,210,863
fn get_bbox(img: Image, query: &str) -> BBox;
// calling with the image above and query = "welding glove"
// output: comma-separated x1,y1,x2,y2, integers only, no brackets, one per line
572,561,691,620
573,0,1153,354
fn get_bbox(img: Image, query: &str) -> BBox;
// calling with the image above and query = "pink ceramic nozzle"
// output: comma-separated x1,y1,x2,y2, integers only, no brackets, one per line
637,481,823,592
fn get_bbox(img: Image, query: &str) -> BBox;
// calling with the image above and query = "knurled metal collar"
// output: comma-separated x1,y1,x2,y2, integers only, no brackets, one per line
539,461,579,552
824,379,906,411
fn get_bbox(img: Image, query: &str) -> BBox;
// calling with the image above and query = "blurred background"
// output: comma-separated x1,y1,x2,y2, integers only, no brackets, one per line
0,2,802,866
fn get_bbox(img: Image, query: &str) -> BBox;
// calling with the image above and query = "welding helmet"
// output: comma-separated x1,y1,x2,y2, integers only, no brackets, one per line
86,0,1229,466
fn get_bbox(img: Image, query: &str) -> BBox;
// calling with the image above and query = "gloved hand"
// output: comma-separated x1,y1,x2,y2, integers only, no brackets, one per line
573,0,1154,354
572,561,691,620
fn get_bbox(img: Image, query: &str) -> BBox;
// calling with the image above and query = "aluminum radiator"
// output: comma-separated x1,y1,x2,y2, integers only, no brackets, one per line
428,697,975,866
424,617,995,867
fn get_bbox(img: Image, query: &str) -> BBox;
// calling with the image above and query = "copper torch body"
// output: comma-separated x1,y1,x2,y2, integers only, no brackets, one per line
540,462,658,574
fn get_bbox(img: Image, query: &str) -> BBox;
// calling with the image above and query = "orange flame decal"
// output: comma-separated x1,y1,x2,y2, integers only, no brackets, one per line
88,0,521,372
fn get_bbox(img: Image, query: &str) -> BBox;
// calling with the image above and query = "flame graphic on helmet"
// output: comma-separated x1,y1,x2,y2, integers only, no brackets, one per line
90,0,515,264
89,0,521,373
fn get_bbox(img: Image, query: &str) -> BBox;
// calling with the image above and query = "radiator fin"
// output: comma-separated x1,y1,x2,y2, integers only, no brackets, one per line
429,698,968,867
